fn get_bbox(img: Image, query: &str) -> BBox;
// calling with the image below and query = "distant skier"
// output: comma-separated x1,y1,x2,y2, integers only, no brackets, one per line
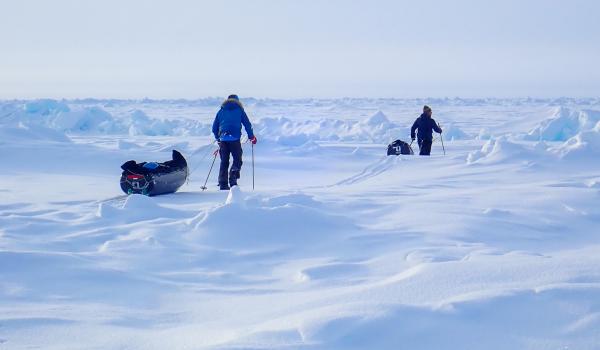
411,105,442,156
212,95,257,190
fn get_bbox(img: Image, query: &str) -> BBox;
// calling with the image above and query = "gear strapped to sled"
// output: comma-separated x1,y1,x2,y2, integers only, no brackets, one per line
387,140,414,156
119,150,188,196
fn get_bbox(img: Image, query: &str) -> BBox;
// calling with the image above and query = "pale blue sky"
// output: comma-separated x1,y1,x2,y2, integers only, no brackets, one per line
1,0,599,98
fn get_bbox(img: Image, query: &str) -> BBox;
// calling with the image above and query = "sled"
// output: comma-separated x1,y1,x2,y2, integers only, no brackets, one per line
119,150,188,196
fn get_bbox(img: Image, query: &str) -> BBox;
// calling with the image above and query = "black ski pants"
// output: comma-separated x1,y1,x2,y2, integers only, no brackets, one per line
218,140,243,187
418,139,433,156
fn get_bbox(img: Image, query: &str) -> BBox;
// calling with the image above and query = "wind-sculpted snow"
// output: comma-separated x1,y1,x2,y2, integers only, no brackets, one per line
336,156,402,185
1,100,474,143
553,127,600,160
191,187,355,250
525,107,600,141
0,122,71,144
1,99,600,349
255,111,469,144
255,111,410,143
468,127,600,165
467,137,549,165
2,100,211,137
288,287,600,350
23,99,70,115
441,122,470,140
97,194,188,222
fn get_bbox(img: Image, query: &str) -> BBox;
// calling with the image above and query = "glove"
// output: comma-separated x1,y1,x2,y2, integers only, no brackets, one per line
250,136,257,145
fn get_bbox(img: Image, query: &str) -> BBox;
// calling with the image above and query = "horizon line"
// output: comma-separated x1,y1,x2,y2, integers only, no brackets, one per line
2,96,599,102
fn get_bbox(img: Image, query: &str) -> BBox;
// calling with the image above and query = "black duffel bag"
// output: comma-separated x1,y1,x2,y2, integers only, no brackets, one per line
387,139,414,155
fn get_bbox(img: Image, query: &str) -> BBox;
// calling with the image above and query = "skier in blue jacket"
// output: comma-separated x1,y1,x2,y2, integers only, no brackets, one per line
212,95,257,190
411,105,442,156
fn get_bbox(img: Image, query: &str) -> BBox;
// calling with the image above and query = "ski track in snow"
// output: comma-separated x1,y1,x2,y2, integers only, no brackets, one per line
1,98,600,349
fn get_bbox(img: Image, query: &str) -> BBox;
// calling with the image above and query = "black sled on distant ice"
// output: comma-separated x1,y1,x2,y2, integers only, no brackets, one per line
387,139,414,156
120,150,188,196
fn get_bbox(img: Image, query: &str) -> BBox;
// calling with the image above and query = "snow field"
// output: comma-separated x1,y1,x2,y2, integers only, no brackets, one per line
1,99,600,349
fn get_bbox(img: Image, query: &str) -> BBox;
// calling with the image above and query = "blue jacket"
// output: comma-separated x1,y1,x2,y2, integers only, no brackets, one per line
212,99,255,141
411,113,442,141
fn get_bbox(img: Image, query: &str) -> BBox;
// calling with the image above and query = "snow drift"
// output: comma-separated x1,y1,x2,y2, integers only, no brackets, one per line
255,111,409,143
2,100,211,136
3,101,474,145
526,107,600,141
0,122,71,144
552,125,600,160
2,98,600,350
441,123,470,140
467,137,549,165
191,187,355,250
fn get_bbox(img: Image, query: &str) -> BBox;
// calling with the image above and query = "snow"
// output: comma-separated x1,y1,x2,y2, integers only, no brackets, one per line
553,128,600,160
23,99,70,115
466,137,547,165
1,98,600,349
442,122,470,140
0,122,71,144
256,112,407,143
526,106,600,141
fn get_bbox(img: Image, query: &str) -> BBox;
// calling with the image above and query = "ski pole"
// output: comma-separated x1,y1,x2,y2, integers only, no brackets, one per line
201,149,218,191
186,139,217,185
251,143,255,191
438,124,446,156
441,135,446,155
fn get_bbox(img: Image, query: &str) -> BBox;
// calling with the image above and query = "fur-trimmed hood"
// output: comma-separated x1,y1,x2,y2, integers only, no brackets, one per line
222,98,244,110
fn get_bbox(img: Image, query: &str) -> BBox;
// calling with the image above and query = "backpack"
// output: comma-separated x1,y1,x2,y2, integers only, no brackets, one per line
387,140,414,156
